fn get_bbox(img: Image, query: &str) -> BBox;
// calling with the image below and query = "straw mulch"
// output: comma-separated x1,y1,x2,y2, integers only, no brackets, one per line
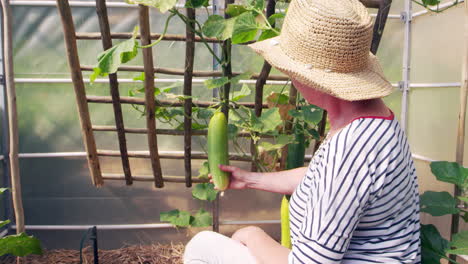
0,243,184,264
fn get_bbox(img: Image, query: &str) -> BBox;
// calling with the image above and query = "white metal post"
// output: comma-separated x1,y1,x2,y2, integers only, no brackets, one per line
400,0,412,132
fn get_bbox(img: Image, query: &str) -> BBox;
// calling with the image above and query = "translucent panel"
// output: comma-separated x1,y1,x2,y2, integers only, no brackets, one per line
406,87,461,161
376,19,405,83
411,6,464,83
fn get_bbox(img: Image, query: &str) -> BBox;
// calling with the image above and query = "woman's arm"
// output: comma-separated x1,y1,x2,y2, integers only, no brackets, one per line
231,226,290,264
217,165,307,195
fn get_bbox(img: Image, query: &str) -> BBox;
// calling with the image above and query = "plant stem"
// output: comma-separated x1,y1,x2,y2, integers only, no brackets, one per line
139,12,176,49
411,0,461,13
170,9,224,65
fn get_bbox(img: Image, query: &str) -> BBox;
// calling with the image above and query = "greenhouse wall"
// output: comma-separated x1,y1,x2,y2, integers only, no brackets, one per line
0,0,466,252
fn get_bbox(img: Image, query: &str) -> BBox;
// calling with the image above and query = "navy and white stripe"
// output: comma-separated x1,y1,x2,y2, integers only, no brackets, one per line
288,117,420,263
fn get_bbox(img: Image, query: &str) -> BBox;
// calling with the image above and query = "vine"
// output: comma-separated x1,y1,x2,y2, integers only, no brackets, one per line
412,0,462,13
0,188,43,257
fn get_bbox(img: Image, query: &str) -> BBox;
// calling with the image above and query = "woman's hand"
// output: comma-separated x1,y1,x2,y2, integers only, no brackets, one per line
209,165,258,190
209,164,307,194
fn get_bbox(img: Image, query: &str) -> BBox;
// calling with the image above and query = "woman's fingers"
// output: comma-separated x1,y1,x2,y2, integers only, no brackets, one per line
218,164,238,172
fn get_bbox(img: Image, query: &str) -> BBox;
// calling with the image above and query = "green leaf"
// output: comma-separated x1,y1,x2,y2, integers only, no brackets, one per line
0,188,8,194
158,82,183,95
227,124,239,140
133,72,145,82
421,224,449,264
197,161,210,179
266,92,289,105
0,220,10,229
192,123,208,130
192,183,218,201
258,29,279,41
301,105,323,125
257,107,281,133
202,15,236,40
430,161,468,189
125,0,177,13
463,212,468,222
185,0,209,8
422,0,441,6
225,4,248,17
258,141,285,152
197,108,215,120
93,36,138,78
0,233,43,257
458,196,468,203
267,13,285,25
231,84,251,102
420,191,460,216
230,72,253,85
248,0,265,11
308,128,320,141
190,208,213,227
447,230,468,255
232,12,259,44
204,76,229,89
160,209,191,227
205,72,251,90
276,134,293,145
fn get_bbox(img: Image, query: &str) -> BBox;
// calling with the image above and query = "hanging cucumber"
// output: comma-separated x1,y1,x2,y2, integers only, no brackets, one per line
208,112,230,191
280,195,292,248
281,123,306,249
286,124,306,170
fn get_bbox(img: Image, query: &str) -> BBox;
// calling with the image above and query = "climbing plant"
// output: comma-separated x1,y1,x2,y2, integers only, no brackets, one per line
0,188,43,257
420,162,468,263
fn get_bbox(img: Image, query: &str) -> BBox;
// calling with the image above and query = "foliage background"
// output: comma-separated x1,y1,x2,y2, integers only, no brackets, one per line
0,0,465,252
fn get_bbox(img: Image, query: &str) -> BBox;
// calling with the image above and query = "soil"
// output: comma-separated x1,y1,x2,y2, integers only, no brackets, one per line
0,243,184,264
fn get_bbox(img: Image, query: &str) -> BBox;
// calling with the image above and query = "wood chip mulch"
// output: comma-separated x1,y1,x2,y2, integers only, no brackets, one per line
0,243,184,264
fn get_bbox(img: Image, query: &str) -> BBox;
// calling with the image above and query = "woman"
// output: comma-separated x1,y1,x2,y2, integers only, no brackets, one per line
184,0,421,263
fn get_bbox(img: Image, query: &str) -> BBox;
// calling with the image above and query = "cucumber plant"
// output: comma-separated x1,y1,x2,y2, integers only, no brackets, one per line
0,188,43,257
88,0,320,228
420,161,468,263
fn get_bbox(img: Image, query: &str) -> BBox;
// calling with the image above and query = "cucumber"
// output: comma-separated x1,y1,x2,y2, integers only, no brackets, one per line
281,123,306,249
207,112,230,191
286,124,306,170
280,195,292,249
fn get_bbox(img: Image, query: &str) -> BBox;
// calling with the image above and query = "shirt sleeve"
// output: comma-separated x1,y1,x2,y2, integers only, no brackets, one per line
289,135,374,264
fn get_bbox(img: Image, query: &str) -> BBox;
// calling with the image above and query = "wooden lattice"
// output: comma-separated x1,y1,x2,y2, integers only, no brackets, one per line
56,0,392,188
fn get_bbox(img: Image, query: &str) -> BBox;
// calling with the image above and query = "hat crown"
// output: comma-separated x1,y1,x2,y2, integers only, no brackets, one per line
279,0,373,73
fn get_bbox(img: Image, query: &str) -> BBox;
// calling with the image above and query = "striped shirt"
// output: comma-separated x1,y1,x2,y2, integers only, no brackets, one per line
288,115,421,263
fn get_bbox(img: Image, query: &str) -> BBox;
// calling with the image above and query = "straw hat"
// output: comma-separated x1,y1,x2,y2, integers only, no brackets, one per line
248,0,394,101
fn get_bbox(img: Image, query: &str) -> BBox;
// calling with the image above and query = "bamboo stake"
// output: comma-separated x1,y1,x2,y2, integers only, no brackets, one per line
56,0,103,186
371,0,393,55
80,65,289,80
76,32,221,43
102,174,209,183
251,0,277,172
139,5,164,188
183,7,196,187
1,0,24,235
450,1,468,262
279,85,298,170
313,111,328,153
95,0,132,185
213,0,235,233
96,150,254,161
86,95,269,108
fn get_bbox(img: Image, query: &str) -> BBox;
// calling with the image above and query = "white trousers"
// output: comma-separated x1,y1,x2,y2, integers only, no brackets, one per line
183,231,259,264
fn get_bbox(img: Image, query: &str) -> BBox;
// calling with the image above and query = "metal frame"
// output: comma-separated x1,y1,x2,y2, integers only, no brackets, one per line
0,0,464,232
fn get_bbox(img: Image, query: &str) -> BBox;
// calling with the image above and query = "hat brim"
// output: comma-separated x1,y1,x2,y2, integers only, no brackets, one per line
248,36,394,101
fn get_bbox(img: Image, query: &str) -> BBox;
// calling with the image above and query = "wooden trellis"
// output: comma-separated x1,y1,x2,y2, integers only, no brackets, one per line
56,0,392,189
